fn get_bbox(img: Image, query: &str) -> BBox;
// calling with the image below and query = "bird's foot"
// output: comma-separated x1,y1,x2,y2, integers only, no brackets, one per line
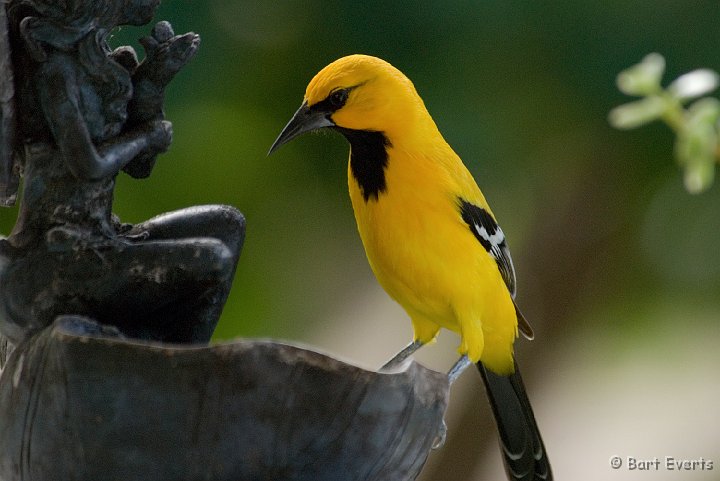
432,419,448,450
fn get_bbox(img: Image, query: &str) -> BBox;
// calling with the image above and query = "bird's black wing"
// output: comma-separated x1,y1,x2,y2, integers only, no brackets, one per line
458,199,516,296
458,198,533,339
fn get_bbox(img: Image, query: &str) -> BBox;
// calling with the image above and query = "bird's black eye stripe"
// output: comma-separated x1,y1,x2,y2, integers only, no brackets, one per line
329,88,349,109
311,87,352,113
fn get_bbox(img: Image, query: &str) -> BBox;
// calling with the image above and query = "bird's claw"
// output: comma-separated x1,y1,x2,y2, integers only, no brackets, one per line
432,419,447,450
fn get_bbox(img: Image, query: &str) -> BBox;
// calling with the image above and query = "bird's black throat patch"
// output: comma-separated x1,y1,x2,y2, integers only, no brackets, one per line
335,127,390,202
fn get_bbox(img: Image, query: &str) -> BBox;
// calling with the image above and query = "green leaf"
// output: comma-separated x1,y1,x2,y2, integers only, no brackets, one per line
674,98,720,193
616,53,665,96
682,160,715,194
686,97,720,126
608,96,666,130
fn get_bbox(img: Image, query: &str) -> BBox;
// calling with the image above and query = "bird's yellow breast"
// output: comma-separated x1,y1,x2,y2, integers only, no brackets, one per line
348,139,518,373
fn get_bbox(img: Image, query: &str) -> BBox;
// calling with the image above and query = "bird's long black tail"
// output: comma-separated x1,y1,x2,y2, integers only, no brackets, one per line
477,361,552,481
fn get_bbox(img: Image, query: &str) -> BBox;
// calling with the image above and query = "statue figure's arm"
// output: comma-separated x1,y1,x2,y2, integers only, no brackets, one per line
37,60,171,181
131,23,200,123
121,23,199,179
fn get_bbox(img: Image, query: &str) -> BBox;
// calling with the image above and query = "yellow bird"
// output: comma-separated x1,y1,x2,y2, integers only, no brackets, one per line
270,54,551,481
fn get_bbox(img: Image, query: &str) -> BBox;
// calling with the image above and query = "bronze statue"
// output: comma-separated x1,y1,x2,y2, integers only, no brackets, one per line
0,4,450,480
0,0,244,344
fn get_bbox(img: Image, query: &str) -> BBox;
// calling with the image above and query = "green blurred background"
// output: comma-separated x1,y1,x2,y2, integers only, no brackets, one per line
2,1,720,479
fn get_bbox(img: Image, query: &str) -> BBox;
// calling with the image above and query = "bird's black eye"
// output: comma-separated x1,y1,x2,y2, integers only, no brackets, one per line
329,88,349,109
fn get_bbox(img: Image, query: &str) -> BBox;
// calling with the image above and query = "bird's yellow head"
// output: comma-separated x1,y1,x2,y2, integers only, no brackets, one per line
269,54,431,154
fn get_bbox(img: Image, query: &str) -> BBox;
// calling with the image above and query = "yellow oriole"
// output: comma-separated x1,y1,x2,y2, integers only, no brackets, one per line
270,54,551,481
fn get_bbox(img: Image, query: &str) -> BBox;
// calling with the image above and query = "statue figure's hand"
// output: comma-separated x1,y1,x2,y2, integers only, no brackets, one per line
136,22,200,90
122,120,172,179
146,119,173,154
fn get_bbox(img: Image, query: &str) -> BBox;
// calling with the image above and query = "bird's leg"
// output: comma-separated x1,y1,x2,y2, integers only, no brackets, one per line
447,354,472,384
380,340,424,371
430,355,473,450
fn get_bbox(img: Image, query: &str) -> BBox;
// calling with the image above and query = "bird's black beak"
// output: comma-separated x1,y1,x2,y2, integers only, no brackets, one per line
268,101,336,155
